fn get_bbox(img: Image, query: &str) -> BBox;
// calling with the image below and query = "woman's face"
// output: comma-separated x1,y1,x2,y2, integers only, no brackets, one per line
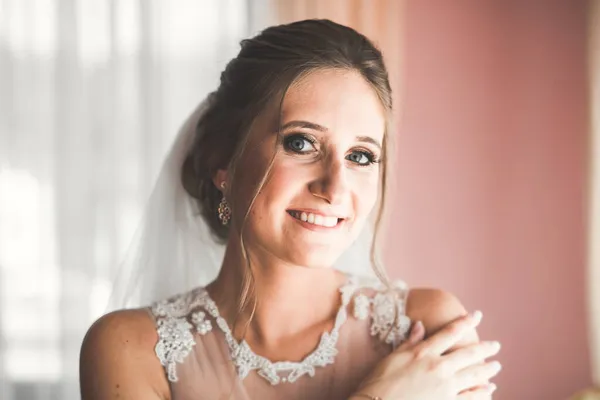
224,69,386,268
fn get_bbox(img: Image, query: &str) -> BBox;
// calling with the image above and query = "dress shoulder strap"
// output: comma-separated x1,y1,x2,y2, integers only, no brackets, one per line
350,276,412,348
149,287,213,382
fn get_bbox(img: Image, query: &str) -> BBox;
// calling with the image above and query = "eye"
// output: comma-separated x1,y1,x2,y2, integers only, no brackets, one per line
346,150,377,166
283,134,316,154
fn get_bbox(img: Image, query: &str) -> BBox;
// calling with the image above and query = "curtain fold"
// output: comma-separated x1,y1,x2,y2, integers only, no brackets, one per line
0,1,249,398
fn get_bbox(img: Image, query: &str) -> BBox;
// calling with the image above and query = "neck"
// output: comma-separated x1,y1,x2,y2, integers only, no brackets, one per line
206,234,347,348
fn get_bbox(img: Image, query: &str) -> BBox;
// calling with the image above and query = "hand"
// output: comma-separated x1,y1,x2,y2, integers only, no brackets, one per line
351,312,501,400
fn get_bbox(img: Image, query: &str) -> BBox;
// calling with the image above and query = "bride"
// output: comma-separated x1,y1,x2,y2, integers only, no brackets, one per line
79,19,501,399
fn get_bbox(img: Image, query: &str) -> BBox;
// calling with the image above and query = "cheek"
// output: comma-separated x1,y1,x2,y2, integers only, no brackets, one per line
230,156,271,223
246,160,303,218
266,160,304,190
351,170,380,217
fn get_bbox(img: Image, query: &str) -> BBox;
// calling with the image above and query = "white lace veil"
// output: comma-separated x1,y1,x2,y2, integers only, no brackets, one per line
107,95,376,310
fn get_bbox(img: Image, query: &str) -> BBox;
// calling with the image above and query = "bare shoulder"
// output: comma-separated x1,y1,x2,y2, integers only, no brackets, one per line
79,308,169,400
406,288,479,346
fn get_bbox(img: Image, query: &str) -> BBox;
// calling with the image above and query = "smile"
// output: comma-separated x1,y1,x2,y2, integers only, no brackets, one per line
286,210,343,228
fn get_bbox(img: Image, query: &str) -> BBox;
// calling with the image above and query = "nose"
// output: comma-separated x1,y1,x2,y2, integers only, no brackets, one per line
308,158,349,205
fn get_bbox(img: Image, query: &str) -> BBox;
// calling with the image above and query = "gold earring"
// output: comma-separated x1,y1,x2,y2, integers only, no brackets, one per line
217,182,231,225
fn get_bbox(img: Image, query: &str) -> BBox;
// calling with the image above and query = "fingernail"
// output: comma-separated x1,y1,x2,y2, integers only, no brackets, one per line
487,383,497,393
412,321,424,336
492,361,502,371
490,341,501,350
471,310,482,322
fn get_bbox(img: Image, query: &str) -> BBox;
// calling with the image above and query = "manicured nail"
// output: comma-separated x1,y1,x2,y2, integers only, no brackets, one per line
487,383,497,393
412,321,424,336
471,310,483,322
489,341,501,350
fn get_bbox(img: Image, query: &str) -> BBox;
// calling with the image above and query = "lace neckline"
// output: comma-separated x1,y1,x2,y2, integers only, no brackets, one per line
198,275,359,385
151,274,411,384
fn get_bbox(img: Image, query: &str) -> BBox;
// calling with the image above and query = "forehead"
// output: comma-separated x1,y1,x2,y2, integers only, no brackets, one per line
279,69,386,141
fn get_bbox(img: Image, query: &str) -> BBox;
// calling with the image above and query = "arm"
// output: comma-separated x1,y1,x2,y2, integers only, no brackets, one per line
349,300,499,400
406,288,494,396
79,309,169,400
406,288,479,350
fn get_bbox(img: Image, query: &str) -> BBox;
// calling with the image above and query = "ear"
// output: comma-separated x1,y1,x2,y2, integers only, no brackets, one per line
212,169,229,192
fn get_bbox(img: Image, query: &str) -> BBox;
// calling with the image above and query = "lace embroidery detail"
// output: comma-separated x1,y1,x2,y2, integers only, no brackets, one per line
150,276,411,384
155,316,195,382
191,311,212,335
200,277,356,385
151,289,213,382
353,293,370,320
370,292,411,346
351,279,411,347
152,291,193,319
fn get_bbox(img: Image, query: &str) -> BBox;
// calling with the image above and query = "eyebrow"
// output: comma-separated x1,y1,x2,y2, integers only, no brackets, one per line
280,120,328,132
280,120,382,150
355,135,382,151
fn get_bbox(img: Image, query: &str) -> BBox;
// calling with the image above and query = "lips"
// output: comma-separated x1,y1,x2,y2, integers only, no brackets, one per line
286,210,343,228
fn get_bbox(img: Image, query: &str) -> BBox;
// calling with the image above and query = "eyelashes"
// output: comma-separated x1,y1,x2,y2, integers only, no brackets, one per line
346,150,379,166
283,134,316,154
282,133,381,167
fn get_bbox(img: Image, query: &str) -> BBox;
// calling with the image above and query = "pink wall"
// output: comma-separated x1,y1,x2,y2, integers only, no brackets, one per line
385,1,591,399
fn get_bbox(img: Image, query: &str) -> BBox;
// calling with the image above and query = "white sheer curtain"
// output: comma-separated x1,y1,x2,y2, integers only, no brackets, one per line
0,0,266,398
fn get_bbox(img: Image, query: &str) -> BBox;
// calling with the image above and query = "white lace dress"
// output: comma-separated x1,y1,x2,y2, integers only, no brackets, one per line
148,275,411,400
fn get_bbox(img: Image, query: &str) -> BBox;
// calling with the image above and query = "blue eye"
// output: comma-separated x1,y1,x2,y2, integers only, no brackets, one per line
346,150,376,166
284,134,315,153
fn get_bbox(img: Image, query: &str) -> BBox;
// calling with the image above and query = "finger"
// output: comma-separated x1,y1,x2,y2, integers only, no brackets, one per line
417,310,482,355
456,361,502,393
459,382,491,394
457,383,497,399
396,321,425,352
441,340,501,372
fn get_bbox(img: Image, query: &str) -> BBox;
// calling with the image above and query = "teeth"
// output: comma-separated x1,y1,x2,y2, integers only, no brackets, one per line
290,211,339,228
322,216,338,227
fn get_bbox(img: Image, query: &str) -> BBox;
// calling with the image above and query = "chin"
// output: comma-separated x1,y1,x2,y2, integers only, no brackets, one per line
285,248,344,270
